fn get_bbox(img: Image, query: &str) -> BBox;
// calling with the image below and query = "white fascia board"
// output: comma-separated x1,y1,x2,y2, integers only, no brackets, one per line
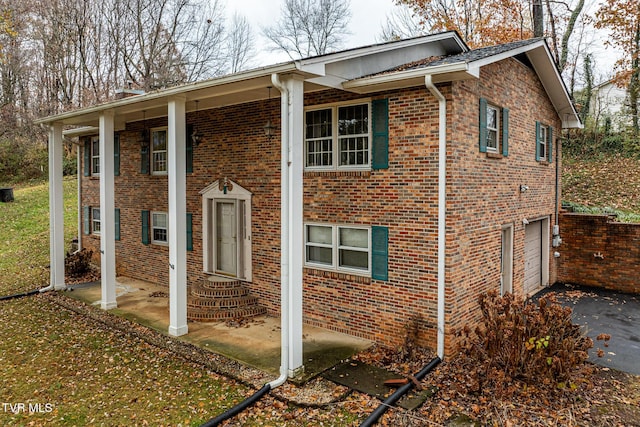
297,31,468,71
35,63,299,126
523,45,581,129
342,62,471,91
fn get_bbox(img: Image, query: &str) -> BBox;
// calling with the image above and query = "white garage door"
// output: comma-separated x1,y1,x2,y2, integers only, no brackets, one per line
524,220,543,296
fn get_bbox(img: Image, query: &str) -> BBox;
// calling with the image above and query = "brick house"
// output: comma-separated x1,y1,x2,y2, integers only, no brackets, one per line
39,32,580,376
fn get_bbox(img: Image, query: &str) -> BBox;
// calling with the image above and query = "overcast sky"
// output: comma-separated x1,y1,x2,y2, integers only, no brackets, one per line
228,0,621,84
228,0,398,66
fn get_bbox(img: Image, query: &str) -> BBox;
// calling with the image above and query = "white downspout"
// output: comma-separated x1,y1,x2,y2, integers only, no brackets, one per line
268,73,290,389
425,75,446,360
77,141,82,251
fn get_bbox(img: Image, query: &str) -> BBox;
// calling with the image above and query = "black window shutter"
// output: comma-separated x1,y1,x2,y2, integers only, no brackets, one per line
114,133,120,176
371,226,389,281
535,121,541,161
501,108,509,157
479,98,488,153
83,138,91,176
547,126,554,163
141,210,150,245
186,124,194,174
83,206,90,235
186,213,193,251
114,208,121,241
371,99,389,170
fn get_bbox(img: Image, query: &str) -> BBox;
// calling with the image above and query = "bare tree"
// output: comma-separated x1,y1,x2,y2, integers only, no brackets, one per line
378,4,426,42
226,12,255,73
263,0,352,59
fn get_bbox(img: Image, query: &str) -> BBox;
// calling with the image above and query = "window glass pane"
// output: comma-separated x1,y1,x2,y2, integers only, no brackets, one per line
306,109,332,139
153,213,167,228
338,104,368,135
339,227,368,248
153,229,167,242
308,225,332,244
92,138,100,156
153,130,167,150
487,108,497,129
340,249,368,269
92,209,100,221
307,246,332,265
487,130,498,149
339,136,368,166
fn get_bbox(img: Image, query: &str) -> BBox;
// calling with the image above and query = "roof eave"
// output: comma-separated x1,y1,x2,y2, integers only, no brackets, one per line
35,62,301,127
342,62,478,93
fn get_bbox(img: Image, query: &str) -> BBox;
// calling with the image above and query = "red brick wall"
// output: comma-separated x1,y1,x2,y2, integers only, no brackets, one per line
558,212,640,294
80,56,563,356
445,58,562,345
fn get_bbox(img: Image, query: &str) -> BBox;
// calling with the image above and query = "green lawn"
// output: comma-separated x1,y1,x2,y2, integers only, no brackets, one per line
0,178,77,295
0,179,363,426
0,179,248,426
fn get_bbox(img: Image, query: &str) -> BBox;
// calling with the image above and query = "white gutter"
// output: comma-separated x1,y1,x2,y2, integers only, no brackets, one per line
424,75,446,360
268,73,290,389
343,62,473,91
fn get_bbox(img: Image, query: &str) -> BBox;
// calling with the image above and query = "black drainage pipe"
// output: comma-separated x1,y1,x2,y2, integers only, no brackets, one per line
200,384,271,427
0,289,40,301
360,356,441,427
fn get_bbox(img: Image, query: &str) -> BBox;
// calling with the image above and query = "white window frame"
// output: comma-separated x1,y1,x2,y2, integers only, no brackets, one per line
151,127,168,175
91,207,101,235
538,124,548,161
486,104,500,152
91,136,100,175
304,223,371,276
304,100,371,171
151,211,168,245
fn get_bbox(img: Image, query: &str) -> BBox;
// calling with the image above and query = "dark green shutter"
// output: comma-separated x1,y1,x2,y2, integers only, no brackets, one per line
547,126,554,163
371,99,389,170
83,206,90,235
371,226,389,281
141,210,150,245
83,138,91,176
535,121,541,161
114,133,120,176
186,213,193,251
479,98,488,153
186,124,194,174
140,145,149,174
115,208,121,241
501,108,509,157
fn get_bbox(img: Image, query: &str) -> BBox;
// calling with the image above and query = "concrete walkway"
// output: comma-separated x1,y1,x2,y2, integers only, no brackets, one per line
65,277,372,381
540,283,640,375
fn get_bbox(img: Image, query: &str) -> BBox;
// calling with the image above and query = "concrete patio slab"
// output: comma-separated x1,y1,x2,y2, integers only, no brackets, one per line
64,277,372,381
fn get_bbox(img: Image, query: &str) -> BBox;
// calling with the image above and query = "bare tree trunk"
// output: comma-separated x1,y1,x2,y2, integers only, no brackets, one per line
533,0,543,38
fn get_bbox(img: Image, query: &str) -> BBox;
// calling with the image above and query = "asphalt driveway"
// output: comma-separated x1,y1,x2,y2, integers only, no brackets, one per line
539,283,640,375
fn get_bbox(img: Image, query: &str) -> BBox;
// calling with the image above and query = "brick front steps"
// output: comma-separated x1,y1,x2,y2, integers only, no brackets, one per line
187,276,266,321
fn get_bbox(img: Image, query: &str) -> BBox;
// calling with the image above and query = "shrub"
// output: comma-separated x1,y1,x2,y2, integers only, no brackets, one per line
65,248,93,277
456,291,593,394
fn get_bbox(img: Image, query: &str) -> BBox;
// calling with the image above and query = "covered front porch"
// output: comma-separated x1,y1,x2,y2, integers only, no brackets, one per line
65,276,371,379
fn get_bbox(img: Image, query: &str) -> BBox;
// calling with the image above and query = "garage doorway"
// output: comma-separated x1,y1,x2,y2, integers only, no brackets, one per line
524,217,550,296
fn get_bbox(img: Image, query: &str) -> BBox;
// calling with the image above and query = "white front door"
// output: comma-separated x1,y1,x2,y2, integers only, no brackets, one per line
216,200,237,276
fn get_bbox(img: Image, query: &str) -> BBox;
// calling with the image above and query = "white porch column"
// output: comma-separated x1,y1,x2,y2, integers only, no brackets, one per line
48,123,66,290
167,96,188,337
284,75,305,375
99,111,117,309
